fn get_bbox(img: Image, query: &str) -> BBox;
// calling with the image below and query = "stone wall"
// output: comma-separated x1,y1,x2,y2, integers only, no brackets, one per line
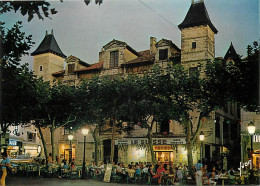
181,25,215,65
33,53,64,82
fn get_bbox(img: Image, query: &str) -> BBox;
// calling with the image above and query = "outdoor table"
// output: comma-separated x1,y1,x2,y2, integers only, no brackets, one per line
218,176,229,186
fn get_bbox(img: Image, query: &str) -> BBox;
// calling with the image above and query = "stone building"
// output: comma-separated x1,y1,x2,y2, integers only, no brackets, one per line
32,0,241,167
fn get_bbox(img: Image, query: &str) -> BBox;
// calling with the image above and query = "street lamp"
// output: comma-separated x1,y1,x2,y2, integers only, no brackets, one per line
68,134,73,164
199,131,205,163
248,121,255,155
81,128,89,179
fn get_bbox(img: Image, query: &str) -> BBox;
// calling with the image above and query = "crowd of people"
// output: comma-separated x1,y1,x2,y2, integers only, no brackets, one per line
1,151,259,185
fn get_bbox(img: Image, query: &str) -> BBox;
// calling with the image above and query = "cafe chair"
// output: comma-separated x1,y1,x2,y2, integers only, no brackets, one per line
126,172,135,184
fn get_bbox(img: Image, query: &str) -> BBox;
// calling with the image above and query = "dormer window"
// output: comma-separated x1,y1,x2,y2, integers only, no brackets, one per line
68,64,75,74
110,51,119,68
159,49,168,60
192,42,196,49
39,66,43,72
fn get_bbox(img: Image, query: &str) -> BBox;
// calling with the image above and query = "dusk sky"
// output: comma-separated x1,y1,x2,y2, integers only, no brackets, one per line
1,0,259,68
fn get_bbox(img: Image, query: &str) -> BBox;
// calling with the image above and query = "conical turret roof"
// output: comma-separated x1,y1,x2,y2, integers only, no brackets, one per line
224,42,239,61
178,1,218,34
31,31,66,58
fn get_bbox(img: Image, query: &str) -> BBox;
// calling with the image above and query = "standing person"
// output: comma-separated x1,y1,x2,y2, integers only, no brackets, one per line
195,160,203,186
0,152,11,186
48,153,52,164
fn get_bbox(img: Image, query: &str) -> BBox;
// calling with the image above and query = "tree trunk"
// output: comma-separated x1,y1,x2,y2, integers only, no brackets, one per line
147,127,156,165
93,126,101,164
110,105,117,163
0,124,6,153
110,119,116,163
50,121,55,163
185,117,193,171
36,123,48,164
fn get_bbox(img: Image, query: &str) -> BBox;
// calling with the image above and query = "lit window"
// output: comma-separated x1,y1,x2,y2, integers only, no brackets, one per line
192,42,196,49
39,66,43,71
110,51,119,68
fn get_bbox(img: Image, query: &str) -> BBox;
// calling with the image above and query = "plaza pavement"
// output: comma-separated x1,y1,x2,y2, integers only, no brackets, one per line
5,176,183,186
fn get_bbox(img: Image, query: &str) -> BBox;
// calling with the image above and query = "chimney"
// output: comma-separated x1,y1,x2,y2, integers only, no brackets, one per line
99,48,104,61
150,37,157,55
46,30,48,36
51,29,54,35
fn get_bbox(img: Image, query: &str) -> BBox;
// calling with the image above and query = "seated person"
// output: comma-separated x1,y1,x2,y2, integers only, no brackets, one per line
209,166,217,185
135,164,141,175
148,165,156,175
63,162,69,169
228,170,235,184
116,163,123,174
143,165,149,173
99,162,105,169
176,167,183,182
155,163,165,184
71,162,75,169
148,165,158,184
127,165,135,179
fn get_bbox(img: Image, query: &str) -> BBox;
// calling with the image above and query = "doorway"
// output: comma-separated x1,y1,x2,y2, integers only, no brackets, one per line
103,139,111,164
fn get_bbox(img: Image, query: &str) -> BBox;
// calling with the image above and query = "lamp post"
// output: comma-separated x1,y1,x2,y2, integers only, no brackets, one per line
81,128,89,179
247,121,255,158
199,131,205,164
68,134,73,164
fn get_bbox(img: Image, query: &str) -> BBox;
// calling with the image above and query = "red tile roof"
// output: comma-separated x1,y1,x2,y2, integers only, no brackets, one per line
74,61,103,72
122,50,155,65
52,70,65,76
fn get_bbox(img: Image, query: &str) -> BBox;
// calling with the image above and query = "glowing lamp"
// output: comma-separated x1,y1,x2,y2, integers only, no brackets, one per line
248,121,255,135
82,128,89,136
199,131,205,141
68,134,74,141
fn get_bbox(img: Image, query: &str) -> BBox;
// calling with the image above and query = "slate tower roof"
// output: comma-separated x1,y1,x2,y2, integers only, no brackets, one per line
178,1,218,34
31,30,66,58
224,42,240,61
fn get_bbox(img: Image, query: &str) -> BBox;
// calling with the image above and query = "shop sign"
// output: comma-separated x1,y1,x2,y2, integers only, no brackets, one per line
9,139,17,146
115,138,186,145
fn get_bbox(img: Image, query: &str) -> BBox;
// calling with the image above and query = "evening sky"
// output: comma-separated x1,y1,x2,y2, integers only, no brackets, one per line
1,0,259,68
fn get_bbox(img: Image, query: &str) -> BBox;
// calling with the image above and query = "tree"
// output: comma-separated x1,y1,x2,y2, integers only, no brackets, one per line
0,22,36,153
77,77,107,164
0,1,57,153
33,81,81,162
125,65,173,165
238,41,259,111
78,74,142,163
98,75,136,163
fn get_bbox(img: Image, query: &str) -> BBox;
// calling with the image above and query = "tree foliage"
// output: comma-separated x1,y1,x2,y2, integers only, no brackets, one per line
0,1,57,22
1,22,34,65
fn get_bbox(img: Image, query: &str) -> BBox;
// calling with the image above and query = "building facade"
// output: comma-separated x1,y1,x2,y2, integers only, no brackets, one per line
31,0,242,168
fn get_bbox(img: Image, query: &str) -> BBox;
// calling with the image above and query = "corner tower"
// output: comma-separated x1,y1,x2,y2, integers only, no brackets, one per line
31,30,66,82
178,0,218,68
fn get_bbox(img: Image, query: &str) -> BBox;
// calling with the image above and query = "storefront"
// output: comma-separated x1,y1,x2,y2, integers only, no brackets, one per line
23,143,41,157
59,143,76,162
7,139,22,158
252,149,260,169
116,137,187,164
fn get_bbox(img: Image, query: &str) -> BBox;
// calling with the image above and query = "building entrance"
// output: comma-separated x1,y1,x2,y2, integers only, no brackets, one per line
154,145,174,163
